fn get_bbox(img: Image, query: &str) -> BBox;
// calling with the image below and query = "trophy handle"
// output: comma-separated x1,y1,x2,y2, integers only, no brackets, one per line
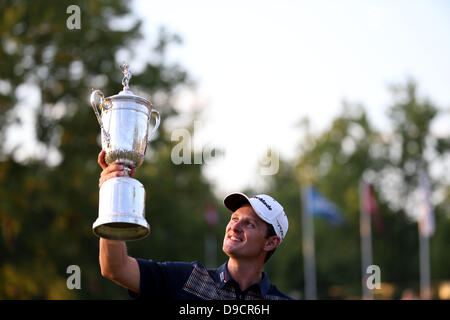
148,109,161,143
90,90,111,147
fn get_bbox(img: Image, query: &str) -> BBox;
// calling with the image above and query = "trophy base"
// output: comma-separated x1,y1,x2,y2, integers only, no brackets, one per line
93,221,150,241
93,176,149,241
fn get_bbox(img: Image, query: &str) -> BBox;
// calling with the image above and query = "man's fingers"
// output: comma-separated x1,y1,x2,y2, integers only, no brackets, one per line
100,163,125,177
96,152,138,188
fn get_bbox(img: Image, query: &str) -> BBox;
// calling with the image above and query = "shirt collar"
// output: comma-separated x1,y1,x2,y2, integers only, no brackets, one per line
213,261,271,297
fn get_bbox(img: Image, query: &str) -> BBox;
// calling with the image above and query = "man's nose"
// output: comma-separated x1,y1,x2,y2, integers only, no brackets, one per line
231,220,243,232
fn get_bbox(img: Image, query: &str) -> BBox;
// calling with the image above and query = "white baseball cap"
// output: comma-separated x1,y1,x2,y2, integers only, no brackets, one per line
223,192,289,242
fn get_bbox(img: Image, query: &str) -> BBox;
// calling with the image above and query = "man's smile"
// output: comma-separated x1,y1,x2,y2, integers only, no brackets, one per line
228,234,243,242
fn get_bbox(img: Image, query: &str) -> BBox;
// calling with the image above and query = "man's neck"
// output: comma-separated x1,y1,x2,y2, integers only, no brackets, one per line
226,258,264,292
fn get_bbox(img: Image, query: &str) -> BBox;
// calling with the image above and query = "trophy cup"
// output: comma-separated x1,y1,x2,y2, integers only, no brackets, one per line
90,63,160,241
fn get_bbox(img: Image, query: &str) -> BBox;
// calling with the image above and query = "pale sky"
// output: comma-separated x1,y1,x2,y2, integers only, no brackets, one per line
133,1,450,197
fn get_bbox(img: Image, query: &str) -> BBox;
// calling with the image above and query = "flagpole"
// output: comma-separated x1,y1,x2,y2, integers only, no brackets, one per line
204,232,217,268
419,230,431,299
418,168,434,300
359,179,374,300
301,185,317,300
204,204,218,268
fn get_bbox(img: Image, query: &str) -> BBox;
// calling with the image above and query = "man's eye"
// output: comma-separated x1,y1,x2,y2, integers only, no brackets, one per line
247,222,255,227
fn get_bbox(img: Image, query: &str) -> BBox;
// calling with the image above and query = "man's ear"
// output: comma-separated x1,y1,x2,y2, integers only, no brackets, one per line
264,236,281,252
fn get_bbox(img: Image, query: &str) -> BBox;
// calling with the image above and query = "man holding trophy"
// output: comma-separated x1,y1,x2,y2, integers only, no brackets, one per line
92,64,292,300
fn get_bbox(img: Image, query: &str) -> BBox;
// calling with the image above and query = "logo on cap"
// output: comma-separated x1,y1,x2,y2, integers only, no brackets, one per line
252,196,272,210
276,218,284,239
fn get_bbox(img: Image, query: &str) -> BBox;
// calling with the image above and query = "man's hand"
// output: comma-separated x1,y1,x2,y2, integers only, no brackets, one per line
97,150,136,188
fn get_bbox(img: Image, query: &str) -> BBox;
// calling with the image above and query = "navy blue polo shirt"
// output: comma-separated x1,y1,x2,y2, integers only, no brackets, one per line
128,259,293,300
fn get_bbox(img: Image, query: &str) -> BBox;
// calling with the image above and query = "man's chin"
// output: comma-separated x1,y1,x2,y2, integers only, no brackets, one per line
223,243,244,257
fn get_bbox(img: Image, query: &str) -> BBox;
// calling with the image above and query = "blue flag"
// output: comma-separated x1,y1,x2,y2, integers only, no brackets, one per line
305,186,345,226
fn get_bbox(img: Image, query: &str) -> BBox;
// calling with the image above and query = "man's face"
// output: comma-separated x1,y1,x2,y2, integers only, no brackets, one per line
222,204,270,261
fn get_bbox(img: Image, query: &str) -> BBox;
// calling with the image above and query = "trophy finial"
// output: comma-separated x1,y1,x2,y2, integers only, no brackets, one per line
120,62,132,91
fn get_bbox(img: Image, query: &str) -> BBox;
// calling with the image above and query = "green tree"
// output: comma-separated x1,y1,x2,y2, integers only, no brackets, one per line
372,80,450,298
294,104,380,298
260,80,449,299
0,0,216,299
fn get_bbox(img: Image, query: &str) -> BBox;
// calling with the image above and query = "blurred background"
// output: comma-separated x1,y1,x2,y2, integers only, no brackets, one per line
0,0,449,299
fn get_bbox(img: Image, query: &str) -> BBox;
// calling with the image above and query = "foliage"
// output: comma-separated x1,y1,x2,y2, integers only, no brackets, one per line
261,81,449,299
0,0,214,299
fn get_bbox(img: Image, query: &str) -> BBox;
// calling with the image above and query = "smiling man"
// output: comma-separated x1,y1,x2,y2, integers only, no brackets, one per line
97,151,292,300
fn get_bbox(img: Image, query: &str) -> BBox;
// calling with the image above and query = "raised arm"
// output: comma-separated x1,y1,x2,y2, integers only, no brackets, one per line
97,150,140,293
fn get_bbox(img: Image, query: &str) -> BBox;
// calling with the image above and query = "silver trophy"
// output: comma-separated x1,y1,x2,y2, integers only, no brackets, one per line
90,63,160,241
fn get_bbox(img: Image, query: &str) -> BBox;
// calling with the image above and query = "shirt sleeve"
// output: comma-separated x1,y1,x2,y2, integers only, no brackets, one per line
128,258,195,300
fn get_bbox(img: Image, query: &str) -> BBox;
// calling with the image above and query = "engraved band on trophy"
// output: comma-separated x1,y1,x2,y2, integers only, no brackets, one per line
90,63,160,241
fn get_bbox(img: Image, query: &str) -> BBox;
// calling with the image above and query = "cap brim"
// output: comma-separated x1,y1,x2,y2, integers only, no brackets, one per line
223,192,252,212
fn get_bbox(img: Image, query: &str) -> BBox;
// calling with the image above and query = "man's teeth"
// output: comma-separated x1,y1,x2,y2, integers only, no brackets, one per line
230,236,242,242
